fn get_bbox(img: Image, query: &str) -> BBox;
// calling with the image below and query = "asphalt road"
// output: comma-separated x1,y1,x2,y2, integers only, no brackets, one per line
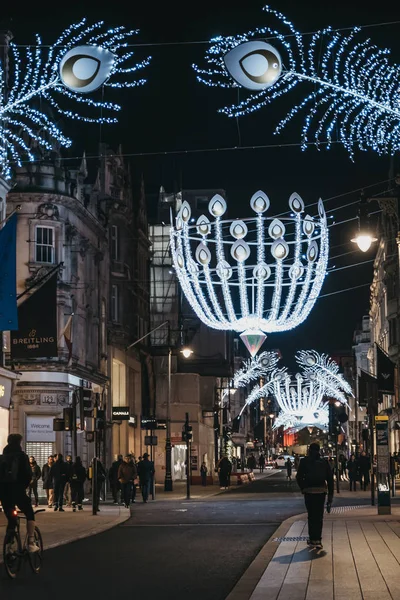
0,470,377,598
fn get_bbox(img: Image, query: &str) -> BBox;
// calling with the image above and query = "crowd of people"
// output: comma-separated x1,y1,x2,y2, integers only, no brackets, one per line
26,451,155,510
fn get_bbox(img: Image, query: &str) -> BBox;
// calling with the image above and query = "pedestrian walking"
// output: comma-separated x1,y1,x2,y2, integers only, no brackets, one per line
200,462,208,486
296,442,334,549
118,455,137,508
217,455,232,489
358,451,370,491
108,454,123,504
70,457,86,511
246,453,257,473
129,455,137,503
28,456,41,507
285,457,293,482
347,454,359,491
259,453,266,473
42,455,55,508
51,453,68,511
137,453,155,503
338,454,347,481
63,454,73,507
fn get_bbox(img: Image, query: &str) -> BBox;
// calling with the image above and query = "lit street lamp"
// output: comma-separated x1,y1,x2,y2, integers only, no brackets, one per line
351,193,377,252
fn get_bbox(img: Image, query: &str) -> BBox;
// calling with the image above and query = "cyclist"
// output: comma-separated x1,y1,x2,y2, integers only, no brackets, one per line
0,434,39,553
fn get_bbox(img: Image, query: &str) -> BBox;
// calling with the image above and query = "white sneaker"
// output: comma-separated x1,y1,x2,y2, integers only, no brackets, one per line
28,542,40,553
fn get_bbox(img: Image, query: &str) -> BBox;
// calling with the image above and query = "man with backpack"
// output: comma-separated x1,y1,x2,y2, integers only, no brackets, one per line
0,434,39,553
296,443,334,549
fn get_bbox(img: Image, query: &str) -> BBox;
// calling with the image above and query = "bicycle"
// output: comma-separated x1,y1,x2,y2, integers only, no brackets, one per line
3,508,44,579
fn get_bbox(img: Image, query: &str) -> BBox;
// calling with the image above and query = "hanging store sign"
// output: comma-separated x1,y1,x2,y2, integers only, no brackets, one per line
11,274,58,359
0,375,12,409
26,415,56,442
112,406,129,421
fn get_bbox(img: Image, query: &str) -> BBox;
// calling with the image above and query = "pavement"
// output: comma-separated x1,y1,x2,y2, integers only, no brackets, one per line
226,498,400,600
0,503,131,555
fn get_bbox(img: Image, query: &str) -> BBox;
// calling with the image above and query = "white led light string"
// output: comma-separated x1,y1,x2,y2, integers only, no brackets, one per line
170,191,329,341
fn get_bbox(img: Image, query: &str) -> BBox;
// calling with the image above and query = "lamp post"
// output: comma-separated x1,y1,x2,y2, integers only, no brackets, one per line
164,344,173,491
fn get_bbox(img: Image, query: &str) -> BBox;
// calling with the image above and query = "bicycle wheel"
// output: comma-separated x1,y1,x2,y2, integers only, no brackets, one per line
3,530,22,579
27,527,43,574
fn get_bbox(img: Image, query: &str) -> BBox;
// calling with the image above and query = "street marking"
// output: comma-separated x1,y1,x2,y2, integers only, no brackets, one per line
123,522,281,527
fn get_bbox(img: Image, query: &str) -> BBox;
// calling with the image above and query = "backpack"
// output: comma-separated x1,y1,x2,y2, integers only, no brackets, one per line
0,453,20,483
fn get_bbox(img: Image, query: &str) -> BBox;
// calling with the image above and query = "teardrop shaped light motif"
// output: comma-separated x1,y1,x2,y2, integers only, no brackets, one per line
197,215,211,236
175,215,183,231
230,220,248,239
231,239,250,262
303,215,315,236
250,190,270,213
289,264,304,280
253,262,271,280
271,238,289,260
187,259,199,276
216,260,233,280
260,355,271,368
318,198,326,222
269,218,286,240
181,201,191,223
176,252,184,268
209,194,227,217
289,192,305,213
195,243,212,265
307,241,319,262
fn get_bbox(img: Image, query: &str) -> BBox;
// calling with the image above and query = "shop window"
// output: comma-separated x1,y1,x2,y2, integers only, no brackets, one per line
35,226,55,263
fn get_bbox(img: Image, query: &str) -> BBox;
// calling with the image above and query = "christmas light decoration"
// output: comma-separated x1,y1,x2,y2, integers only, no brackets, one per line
221,350,280,404
239,351,352,434
170,191,329,355
193,5,400,158
0,20,150,178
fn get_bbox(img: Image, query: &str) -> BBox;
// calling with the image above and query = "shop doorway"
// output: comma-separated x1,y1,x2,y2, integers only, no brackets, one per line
25,442,55,498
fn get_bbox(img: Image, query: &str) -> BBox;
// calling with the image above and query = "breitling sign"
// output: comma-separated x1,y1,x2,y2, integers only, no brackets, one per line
11,274,57,359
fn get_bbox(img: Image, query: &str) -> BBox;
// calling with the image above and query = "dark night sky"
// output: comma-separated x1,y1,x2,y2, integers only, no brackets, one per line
3,0,400,363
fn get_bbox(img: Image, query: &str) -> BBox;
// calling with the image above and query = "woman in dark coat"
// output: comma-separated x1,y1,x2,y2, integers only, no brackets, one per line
347,454,359,491
70,457,86,511
41,455,54,508
217,456,232,490
285,458,293,481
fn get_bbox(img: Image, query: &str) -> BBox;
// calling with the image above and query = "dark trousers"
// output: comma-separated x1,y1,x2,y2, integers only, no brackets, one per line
304,493,326,542
29,480,39,504
349,476,357,491
110,481,120,503
141,479,151,502
121,482,132,506
54,480,66,508
201,473,207,486
360,471,369,491
71,482,84,507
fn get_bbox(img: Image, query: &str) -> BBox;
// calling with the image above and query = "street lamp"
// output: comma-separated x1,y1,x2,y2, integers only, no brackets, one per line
180,347,194,359
351,193,377,252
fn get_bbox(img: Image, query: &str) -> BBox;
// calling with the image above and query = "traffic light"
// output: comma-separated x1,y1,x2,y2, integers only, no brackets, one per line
63,407,74,431
182,415,193,442
328,403,339,437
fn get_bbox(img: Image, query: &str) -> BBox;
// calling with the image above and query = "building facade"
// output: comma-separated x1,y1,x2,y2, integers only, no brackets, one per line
6,155,109,475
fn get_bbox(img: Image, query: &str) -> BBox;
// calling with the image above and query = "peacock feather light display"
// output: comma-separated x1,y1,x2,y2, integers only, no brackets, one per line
170,191,329,356
222,350,280,404
193,5,400,159
239,350,352,433
0,20,150,178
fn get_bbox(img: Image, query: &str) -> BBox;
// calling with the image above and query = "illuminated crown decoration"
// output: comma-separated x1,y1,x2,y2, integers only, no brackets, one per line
194,5,400,159
0,20,150,178
239,350,351,433
170,192,329,355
